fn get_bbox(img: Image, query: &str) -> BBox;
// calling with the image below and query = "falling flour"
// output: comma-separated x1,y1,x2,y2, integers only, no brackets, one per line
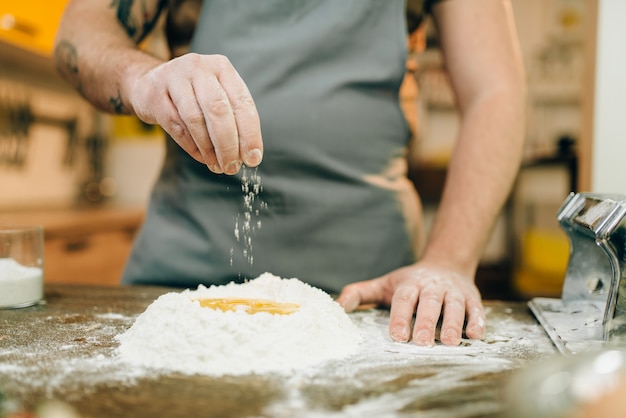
232,167,266,266
115,273,362,376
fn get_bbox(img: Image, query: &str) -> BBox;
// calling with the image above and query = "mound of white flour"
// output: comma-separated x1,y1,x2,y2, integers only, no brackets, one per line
115,273,361,376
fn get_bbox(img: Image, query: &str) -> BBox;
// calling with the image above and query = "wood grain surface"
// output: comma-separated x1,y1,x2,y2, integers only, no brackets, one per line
0,284,557,418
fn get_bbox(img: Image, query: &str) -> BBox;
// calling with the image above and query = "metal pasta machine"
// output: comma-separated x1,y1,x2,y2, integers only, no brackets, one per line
529,192,626,354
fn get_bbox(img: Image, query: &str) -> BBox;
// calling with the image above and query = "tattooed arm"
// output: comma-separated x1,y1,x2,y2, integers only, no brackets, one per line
54,0,165,113
54,0,263,174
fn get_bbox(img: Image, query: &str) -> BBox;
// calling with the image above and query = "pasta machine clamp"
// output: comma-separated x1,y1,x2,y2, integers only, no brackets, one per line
529,192,626,354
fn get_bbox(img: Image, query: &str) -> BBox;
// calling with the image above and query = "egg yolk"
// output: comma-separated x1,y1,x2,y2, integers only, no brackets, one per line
195,298,300,315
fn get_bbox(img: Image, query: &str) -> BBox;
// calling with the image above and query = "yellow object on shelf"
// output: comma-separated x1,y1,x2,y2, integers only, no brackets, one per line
514,228,570,298
0,1,68,56
112,115,163,141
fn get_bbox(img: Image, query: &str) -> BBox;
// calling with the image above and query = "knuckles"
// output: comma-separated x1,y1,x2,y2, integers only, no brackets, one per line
205,97,232,117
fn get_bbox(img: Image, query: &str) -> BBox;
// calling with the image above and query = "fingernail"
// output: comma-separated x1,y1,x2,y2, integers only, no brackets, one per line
442,329,459,345
210,164,223,174
390,327,409,343
337,295,359,312
225,160,242,174
414,330,433,347
468,325,484,339
245,149,263,166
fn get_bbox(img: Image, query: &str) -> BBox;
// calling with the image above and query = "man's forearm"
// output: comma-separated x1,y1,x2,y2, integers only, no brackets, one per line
54,0,166,114
421,86,526,276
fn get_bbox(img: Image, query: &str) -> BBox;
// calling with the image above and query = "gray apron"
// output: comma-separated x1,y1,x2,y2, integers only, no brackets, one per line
122,0,424,293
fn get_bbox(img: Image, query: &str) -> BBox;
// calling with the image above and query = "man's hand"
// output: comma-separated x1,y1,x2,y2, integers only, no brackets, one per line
337,262,485,346
128,53,263,175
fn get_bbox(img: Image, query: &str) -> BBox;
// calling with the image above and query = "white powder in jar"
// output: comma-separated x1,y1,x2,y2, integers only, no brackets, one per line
0,258,43,308
115,273,362,376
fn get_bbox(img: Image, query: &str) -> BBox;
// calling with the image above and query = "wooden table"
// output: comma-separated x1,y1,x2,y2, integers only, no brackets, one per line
0,285,557,418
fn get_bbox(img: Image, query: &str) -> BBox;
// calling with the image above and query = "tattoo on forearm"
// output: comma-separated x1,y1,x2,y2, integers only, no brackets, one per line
110,0,166,42
142,0,167,38
54,40,82,94
109,90,127,114
111,0,138,38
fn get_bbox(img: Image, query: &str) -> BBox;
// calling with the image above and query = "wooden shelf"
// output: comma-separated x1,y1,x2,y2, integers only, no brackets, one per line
0,207,144,286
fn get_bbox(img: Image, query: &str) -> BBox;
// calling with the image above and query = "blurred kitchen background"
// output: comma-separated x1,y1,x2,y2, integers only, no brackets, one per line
0,0,622,300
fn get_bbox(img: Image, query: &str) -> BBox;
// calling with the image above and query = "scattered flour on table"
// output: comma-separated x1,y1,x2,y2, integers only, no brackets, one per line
115,273,362,376
0,281,557,417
